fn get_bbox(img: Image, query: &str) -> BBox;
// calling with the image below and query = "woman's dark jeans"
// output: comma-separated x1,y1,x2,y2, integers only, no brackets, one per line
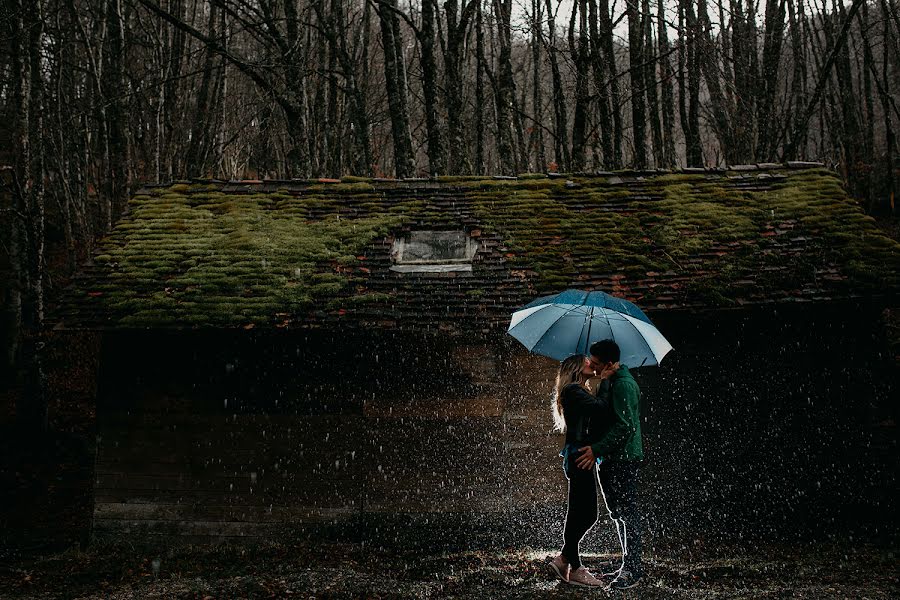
598,460,643,577
561,449,598,570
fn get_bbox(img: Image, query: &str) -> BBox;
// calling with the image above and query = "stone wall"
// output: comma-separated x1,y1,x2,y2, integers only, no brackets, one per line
88,301,897,546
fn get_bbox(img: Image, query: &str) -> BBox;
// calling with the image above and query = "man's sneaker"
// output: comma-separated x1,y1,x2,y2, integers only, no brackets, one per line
568,566,605,587
549,554,569,582
608,569,642,590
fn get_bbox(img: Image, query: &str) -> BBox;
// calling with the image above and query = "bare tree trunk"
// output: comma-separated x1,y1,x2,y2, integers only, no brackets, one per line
283,0,311,178
679,0,703,166
163,0,186,179
544,0,570,171
2,0,23,373
626,0,647,169
12,0,48,431
421,0,445,175
444,0,478,174
757,0,786,160
186,3,218,177
599,0,623,167
783,0,865,161
588,0,614,168
879,0,896,211
857,0,876,205
379,0,416,178
493,0,517,174
530,0,547,171
475,0,486,174
569,0,590,171
729,0,757,163
312,0,372,175
785,0,807,159
643,0,663,167
215,9,228,176
657,0,677,167
695,0,735,164
832,0,862,194
512,61,529,173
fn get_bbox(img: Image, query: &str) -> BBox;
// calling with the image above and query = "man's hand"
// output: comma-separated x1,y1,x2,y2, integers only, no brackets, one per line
575,446,596,469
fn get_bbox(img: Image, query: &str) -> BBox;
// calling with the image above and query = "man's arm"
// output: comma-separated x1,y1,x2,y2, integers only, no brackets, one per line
589,380,638,458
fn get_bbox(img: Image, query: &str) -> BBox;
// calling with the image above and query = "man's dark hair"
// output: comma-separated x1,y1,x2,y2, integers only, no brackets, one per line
589,339,620,363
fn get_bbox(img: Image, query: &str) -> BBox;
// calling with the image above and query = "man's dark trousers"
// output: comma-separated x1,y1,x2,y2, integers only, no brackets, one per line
598,460,643,577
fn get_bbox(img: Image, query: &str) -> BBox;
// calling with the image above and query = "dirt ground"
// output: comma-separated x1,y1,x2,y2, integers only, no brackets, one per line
1,536,897,599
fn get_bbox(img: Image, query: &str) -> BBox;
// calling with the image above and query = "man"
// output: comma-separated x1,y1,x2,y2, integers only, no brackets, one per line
575,339,644,590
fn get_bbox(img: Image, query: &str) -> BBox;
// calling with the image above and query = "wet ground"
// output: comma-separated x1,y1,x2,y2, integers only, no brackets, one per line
1,537,896,599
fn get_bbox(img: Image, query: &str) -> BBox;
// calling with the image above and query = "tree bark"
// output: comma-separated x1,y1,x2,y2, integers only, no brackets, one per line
588,0,614,168
12,0,48,431
783,0,865,161
186,3,219,177
544,0,570,171
474,0,486,174
444,0,478,174
679,0,703,166
599,0,623,168
626,0,647,169
643,0,663,167
657,0,677,167
757,0,787,160
879,0,896,210
493,0,517,174
379,0,416,178
421,0,446,175
569,0,590,171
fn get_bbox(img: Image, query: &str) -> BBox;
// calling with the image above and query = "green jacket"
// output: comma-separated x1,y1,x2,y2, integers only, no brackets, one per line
590,365,643,461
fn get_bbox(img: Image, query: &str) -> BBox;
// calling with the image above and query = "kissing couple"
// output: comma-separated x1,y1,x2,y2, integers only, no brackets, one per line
548,339,644,590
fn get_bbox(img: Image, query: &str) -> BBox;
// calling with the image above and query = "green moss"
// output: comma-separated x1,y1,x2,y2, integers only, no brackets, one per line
68,170,900,326
84,184,406,327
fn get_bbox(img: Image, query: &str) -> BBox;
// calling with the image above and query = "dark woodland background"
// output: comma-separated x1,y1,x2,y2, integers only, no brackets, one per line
1,0,899,427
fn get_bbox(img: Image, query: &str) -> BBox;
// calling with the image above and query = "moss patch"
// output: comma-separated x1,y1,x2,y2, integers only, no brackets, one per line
91,188,403,327
62,168,900,327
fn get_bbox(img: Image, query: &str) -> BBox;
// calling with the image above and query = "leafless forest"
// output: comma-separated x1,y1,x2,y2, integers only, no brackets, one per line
1,0,899,425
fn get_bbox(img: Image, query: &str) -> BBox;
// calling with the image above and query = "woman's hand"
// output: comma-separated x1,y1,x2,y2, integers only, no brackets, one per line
598,361,620,380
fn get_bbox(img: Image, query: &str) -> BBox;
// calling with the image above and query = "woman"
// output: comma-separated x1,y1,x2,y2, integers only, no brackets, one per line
548,353,616,587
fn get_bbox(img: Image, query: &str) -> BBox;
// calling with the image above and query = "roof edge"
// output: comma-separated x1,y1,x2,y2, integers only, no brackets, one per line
135,161,830,189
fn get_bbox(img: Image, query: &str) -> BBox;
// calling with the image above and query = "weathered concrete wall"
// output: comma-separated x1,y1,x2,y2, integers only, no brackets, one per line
90,301,898,546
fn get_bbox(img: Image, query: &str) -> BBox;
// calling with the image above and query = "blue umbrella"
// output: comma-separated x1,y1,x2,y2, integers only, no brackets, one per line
507,289,673,367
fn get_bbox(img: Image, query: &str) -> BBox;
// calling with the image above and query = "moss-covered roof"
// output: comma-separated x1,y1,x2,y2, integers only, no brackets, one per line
49,164,900,331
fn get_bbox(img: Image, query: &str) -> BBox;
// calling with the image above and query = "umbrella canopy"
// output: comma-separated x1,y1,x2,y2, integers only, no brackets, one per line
507,289,673,367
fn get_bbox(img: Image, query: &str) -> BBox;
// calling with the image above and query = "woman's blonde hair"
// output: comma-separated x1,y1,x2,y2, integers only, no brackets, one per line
551,354,587,432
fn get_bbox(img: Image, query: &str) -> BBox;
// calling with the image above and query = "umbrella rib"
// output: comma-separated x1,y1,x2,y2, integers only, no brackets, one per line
582,306,593,355
619,313,658,362
527,304,588,353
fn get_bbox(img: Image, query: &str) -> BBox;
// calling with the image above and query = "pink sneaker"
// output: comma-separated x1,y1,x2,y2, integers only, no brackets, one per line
568,566,605,587
549,554,569,582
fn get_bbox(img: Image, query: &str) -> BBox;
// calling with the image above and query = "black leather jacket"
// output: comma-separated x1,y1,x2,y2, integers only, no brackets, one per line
562,381,611,446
